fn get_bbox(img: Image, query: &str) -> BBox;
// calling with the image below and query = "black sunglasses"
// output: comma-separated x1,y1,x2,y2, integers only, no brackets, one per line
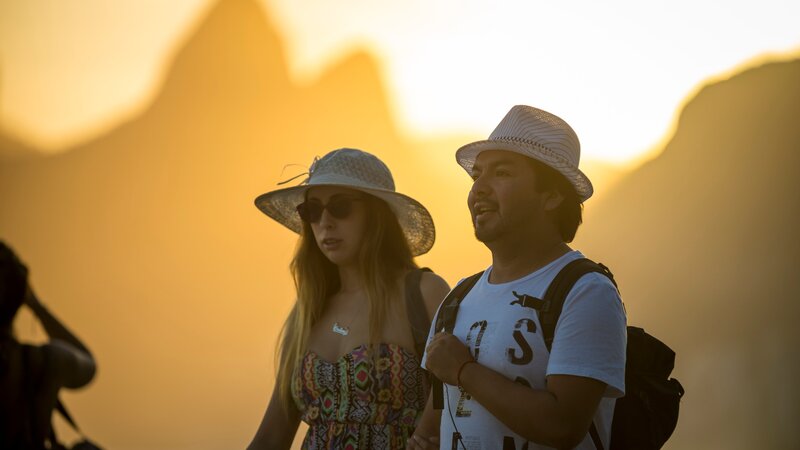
296,195,364,223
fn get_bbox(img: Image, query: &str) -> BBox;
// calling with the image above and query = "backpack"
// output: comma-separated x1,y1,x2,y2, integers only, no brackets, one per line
433,258,684,450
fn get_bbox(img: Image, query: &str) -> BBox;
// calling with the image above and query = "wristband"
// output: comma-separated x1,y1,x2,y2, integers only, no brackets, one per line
456,359,476,388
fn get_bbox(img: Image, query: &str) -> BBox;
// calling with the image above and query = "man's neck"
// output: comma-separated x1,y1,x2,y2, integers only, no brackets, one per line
487,236,571,284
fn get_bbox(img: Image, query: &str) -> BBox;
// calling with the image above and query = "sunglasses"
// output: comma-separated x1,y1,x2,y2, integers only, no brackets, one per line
296,195,364,223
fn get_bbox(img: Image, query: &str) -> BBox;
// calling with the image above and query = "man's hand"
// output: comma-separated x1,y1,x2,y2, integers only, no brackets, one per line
425,332,474,385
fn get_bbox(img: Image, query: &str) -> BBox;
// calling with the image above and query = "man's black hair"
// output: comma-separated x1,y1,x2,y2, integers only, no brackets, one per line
528,159,583,243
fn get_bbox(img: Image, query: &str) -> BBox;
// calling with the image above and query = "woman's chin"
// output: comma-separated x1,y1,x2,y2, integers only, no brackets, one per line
322,249,357,267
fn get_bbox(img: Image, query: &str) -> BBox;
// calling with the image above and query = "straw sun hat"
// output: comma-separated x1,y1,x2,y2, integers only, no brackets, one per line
456,105,594,202
254,148,435,256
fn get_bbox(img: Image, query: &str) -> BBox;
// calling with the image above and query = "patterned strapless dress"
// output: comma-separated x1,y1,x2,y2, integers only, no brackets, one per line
291,343,428,449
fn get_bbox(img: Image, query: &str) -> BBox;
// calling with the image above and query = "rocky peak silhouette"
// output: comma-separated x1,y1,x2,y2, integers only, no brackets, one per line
576,58,800,450
152,0,292,116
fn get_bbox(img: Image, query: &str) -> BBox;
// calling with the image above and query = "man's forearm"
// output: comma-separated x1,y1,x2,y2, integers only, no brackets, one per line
457,362,603,449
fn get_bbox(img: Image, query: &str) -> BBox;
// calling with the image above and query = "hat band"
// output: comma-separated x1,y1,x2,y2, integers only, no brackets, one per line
489,136,580,170
307,172,394,191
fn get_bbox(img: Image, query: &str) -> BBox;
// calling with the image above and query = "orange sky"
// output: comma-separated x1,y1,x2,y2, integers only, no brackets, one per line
1,0,798,163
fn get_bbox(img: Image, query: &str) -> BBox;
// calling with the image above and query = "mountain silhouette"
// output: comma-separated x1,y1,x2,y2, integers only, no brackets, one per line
576,58,800,449
154,0,291,114
0,127,41,160
0,0,473,448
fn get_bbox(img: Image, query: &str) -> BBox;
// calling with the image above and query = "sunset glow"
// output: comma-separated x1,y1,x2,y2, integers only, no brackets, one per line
1,0,798,163
2,2,799,449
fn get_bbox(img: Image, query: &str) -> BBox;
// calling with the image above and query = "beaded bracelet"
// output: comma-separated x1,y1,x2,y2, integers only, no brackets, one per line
456,359,476,388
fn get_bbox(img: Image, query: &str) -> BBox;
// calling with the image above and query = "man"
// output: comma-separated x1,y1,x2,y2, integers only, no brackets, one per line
409,105,626,450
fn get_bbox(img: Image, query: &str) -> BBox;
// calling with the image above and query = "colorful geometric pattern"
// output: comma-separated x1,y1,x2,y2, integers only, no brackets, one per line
292,343,428,449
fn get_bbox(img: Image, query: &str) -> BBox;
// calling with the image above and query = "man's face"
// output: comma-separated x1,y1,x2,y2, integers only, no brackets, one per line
467,150,546,244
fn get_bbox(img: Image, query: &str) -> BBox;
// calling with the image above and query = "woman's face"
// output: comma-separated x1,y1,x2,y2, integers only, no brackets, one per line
303,186,369,267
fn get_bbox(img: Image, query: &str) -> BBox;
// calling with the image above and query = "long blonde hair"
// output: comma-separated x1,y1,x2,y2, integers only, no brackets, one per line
275,193,417,409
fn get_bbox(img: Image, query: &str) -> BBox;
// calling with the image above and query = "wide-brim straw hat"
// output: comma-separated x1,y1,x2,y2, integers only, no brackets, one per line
456,105,594,202
254,148,435,256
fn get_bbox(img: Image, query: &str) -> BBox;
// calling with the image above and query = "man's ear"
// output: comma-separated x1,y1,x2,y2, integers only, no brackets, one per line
543,189,564,212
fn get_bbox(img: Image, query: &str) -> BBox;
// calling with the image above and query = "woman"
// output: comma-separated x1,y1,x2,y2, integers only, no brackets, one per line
0,241,97,449
247,148,450,449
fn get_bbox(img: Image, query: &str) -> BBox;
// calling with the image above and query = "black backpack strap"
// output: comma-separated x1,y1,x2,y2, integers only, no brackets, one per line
434,271,484,334
538,258,617,450
539,258,616,352
405,267,433,359
432,270,484,410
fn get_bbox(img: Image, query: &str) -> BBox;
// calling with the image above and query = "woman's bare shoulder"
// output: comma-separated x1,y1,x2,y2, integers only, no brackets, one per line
418,271,451,317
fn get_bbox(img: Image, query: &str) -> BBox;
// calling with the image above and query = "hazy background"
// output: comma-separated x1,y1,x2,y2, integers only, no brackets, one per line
1,0,799,449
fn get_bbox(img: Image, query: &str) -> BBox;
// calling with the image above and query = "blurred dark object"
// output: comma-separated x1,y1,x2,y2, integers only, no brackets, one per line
0,241,28,329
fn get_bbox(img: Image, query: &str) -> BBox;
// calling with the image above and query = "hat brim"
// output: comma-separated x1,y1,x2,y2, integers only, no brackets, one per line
254,182,435,256
455,138,594,202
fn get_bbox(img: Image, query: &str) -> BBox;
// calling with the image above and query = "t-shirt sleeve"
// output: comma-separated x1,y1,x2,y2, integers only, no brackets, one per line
546,272,627,398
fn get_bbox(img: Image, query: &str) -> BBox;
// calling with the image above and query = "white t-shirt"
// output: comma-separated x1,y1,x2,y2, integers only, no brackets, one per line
422,251,627,450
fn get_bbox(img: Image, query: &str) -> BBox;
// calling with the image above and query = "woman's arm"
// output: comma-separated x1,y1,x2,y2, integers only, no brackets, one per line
419,271,450,323
407,393,441,449
407,271,450,449
25,285,96,389
247,386,301,450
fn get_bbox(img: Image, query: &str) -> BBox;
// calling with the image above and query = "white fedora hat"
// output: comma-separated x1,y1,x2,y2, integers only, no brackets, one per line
456,105,593,202
254,148,435,256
